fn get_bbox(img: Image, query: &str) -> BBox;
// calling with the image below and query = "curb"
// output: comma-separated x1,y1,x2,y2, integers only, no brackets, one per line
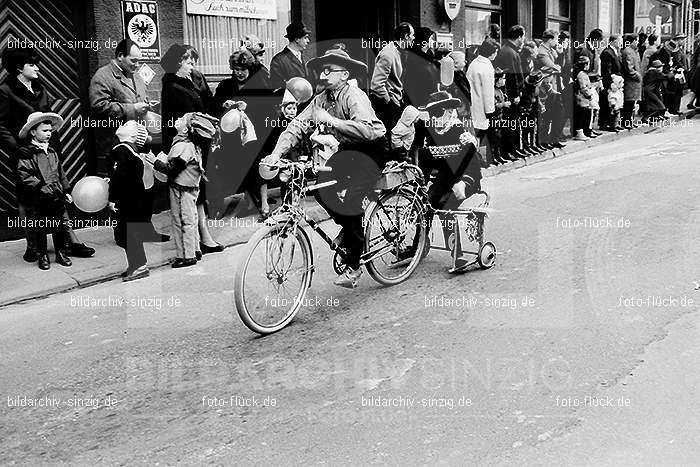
3,109,697,307
0,204,330,308
482,109,699,178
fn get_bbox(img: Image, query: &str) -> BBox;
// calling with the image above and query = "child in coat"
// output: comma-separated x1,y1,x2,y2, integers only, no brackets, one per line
15,112,73,270
149,112,216,268
573,56,595,140
607,74,625,131
489,67,511,164
109,121,154,281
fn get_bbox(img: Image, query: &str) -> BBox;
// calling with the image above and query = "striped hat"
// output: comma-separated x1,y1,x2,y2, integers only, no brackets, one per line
116,121,150,148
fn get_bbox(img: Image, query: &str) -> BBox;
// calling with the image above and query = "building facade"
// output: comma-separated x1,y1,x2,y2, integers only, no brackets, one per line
0,0,694,214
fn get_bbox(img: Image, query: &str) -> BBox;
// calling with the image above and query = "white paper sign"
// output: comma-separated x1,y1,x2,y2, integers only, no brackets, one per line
186,0,277,19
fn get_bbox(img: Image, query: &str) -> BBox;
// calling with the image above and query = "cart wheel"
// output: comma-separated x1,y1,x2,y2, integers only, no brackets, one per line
477,242,497,269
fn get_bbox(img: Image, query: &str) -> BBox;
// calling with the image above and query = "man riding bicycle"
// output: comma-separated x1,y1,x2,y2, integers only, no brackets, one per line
262,49,387,289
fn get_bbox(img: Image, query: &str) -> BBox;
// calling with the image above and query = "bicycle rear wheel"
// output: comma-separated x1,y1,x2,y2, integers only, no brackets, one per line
364,188,426,285
234,224,313,334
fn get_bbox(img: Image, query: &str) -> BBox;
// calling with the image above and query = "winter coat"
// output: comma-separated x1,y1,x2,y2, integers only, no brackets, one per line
160,73,206,151
575,70,595,108
403,48,439,107
108,143,151,215
0,77,51,154
15,143,70,213
269,46,308,92
493,41,525,101
621,46,642,102
536,43,562,91
642,68,667,113
89,60,147,158
600,46,623,89
466,55,496,130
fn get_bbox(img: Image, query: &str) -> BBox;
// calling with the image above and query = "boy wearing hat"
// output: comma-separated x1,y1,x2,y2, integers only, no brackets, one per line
109,121,154,281
15,112,72,270
148,112,216,268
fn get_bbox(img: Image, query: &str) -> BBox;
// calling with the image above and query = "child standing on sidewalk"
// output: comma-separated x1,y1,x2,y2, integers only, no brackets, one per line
109,121,154,281
574,56,595,141
15,112,72,270
149,113,216,268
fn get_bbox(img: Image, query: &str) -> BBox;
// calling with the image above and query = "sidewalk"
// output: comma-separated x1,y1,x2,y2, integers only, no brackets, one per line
1,102,697,307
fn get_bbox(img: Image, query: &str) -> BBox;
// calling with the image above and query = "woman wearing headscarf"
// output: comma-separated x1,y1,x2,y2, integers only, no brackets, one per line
160,44,224,255
0,47,94,261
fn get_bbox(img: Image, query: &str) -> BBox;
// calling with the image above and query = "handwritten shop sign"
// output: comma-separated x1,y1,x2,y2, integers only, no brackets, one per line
186,0,277,19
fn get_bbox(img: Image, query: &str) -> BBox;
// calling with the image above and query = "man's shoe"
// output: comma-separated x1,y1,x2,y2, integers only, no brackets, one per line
504,152,519,161
514,149,529,159
200,242,224,254
196,251,203,261
590,130,603,136
334,267,362,289
55,251,72,267
38,254,50,270
123,265,149,282
552,141,566,149
172,258,197,268
67,243,95,258
23,248,38,262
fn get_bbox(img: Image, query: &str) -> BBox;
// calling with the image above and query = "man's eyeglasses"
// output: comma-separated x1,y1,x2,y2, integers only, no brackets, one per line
321,67,347,75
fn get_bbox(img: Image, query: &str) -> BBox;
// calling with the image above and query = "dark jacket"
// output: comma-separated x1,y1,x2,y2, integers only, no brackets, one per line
89,60,147,159
600,46,623,89
269,46,308,92
494,41,525,101
160,73,206,151
621,46,642,102
642,68,667,113
108,143,150,214
16,143,70,209
403,48,439,107
0,77,51,154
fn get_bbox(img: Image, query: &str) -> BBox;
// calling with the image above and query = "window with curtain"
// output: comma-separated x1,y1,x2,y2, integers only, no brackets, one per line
183,0,291,78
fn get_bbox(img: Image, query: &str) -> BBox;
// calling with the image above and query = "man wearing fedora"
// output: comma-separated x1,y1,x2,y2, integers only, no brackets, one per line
263,49,386,289
270,21,311,92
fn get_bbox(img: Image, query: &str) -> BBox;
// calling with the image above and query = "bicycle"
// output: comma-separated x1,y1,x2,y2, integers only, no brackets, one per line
233,158,428,334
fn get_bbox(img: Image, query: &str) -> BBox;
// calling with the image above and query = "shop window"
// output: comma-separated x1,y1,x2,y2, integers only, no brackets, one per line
548,0,571,18
464,2,502,47
183,0,291,77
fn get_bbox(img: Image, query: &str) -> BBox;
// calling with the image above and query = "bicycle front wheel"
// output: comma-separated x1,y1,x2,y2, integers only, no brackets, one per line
234,224,313,334
364,188,427,286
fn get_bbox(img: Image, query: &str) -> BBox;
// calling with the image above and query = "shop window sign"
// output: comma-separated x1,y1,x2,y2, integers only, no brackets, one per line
635,0,676,36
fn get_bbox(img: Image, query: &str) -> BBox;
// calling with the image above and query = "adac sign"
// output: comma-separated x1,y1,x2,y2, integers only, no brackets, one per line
442,0,461,21
121,1,161,62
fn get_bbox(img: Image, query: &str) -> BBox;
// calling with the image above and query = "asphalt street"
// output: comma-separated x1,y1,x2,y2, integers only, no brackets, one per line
1,117,699,465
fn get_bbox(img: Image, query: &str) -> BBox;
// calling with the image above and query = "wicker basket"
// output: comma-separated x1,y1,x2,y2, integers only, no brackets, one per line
375,168,417,190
